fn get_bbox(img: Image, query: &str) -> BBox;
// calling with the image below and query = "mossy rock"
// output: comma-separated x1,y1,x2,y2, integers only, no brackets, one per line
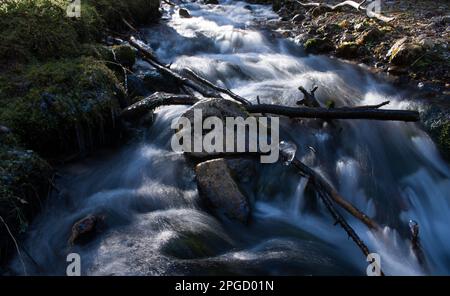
0,57,125,156
111,45,137,69
356,28,383,46
0,143,52,264
336,42,360,59
0,0,103,62
304,38,335,54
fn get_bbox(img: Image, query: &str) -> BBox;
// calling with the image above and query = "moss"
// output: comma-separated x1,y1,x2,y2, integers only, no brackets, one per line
304,38,334,54
111,45,136,69
336,42,359,59
0,142,52,264
438,122,450,160
0,57,124,156
0,0,103,62
0,0,160,63
86,0,161,30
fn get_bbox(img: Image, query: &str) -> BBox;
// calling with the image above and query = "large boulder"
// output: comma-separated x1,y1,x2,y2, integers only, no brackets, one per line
174,98,255,158
195,159,250,223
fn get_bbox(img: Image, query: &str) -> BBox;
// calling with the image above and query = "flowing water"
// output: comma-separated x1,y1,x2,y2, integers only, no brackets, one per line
11,1,450,275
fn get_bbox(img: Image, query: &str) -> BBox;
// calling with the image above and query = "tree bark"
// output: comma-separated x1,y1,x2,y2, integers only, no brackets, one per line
121,93,199,120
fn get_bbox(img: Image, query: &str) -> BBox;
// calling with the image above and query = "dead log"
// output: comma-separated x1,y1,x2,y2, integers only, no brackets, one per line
122,93,419,122
293,0,394,22
246,104,420,121
121,92,199,120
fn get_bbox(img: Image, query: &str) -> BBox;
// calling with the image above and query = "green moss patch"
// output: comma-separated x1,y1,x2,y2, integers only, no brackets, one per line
0,57,125,156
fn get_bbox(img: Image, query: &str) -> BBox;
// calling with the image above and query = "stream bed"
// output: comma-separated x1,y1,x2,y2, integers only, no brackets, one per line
11,1,450,275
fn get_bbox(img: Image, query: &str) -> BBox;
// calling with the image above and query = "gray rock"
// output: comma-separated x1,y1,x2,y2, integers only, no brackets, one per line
195,159,250,223
179,8,191,18
174,98,254,158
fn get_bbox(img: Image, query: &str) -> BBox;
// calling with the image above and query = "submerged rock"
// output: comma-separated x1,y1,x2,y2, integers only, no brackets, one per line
69,214,105,246
195,159,250,223
179,8,192,18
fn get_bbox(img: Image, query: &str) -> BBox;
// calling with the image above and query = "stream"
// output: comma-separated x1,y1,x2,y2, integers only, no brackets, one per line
11,0,450,275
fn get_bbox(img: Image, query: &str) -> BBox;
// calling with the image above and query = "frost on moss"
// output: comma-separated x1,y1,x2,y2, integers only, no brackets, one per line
0,57,125,156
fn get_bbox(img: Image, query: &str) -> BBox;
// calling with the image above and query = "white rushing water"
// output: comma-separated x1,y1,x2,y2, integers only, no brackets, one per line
11,1,450,275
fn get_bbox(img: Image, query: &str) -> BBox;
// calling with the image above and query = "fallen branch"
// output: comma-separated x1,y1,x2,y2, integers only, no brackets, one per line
354,100,390,109
128,37,220,98
293,0,394,23
246,104,419,121
297,85,321,107
121,92,199,120
284,156,383,274
290,158,379,230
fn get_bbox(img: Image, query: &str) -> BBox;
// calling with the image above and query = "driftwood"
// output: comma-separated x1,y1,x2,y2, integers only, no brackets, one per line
121,93,199,120
247,104,420,121
293,0,395,23
128,37,220,98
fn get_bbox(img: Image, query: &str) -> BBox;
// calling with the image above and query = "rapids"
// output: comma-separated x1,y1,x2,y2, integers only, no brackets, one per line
10,1,450,275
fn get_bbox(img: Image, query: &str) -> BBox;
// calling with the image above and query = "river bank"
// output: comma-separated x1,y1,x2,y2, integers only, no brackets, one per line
0,0,160,267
